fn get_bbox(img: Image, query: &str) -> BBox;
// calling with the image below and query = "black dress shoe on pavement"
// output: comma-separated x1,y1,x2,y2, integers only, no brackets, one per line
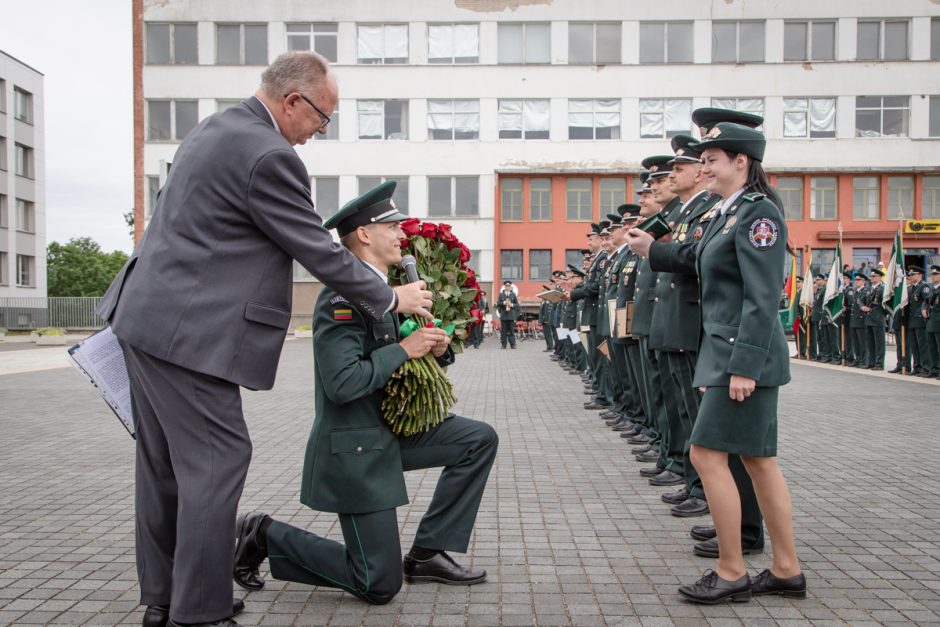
403,551,487,585
661,487,688,505
634,450,660,463
690,525,716,542
888,367,902,373
627,434,650,444
678,570,751,604
599,409,617,418
631,445,651,454
583,401,607,410
692,537,764,558
233,511,270,591
146,602,245,627
649,470,684,486
639,466,664,478
751,569,807,598
671,496,709,517
167,620,240,627
606,417,625,427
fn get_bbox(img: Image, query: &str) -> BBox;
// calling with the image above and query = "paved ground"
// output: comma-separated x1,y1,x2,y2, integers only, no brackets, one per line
1,334,939,626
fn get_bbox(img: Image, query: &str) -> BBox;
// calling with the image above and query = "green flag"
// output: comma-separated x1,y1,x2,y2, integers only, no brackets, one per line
883,228,909,314
823,241,844,322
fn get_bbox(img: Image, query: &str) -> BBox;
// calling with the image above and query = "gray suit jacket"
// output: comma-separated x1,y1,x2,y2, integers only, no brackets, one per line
98,97,394,390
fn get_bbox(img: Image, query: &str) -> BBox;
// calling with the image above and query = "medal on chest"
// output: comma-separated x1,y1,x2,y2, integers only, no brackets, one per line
721,216,737,235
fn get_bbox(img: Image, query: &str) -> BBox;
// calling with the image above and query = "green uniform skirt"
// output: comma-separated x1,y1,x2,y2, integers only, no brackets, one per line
690,387,779,457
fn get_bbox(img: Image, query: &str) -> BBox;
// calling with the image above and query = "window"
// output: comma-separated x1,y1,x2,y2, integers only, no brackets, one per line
145,23,198,64
216,23,268,65
783,98,836,138
216,99,241,112
428,100,479,140
313,177,339,219
498,100,550,139
569,99,620,140
15,199,34,233
566,179,593,221
286,23,338,61
887,176,914,219
853,176,880,220
776,177,804,220
147,176,160,219
783,21,835,61
568,22,621,64
0,137,6,170
0,194,7,228
639,98,691,138
428,176,479,217
497,23,550,64
529,178,552,221
565,249,582,270
639,21,693,64
855,96,909,138
357,176,409,214
930,96,940,138
428,24,479,63
500,250,523,281
147,100,198,141
357,100,408,140
599,179,626,215
14,143,33,178
812,248,836,276
932,18,940,60
857,20,908,61
465,250,481,276
16,254,34,287
529,250,552,282
13,88,32,123
712,21,765,63
923,176,940,219
357,24,408,64
500,178,523,221
810,176,837,219
852,248,880,269
0,252,6,285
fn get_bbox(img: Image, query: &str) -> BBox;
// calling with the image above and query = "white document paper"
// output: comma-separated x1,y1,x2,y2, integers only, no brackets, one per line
67,326,135,438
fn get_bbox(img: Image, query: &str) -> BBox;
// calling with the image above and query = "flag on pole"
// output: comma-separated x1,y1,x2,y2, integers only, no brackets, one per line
784,252,800,326
799,248,814,310
823,239,844,322
882,228,908,314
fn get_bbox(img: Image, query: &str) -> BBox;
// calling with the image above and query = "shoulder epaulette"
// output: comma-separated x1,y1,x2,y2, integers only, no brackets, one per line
742,192,766,202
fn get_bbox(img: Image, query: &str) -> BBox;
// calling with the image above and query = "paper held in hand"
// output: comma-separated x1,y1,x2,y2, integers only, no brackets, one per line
536,290,565,303
67,326,136,439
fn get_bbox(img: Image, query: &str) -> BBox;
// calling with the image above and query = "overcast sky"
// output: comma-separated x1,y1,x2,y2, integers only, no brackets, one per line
2,1,134,253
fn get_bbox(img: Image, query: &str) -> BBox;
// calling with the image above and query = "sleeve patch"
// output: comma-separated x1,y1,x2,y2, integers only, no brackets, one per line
329,295,350,305
747,218,779,250
333,308,353,321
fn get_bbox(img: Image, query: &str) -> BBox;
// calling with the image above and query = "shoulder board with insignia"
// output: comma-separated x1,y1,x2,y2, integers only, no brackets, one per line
742,192,766,202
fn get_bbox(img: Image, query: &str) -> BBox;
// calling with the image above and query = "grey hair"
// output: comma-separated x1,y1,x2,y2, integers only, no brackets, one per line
260,51,331,98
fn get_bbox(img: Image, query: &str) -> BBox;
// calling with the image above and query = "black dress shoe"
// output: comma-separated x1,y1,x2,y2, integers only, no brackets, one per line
403,551,486,585
606,417,625,427
583,401,607,410
631,445,651,454
634,450,660,463
167,620,240,627
649,470,684,486
146,601,245,627
627,434,650,444
678,570,751,604
690,525,716,542
692,537,764,558
233,511,269,591
751,569,807,598
661,487,688,505
671,496,709,517
598,409,617,418
888,367,902,373
639,466,664,477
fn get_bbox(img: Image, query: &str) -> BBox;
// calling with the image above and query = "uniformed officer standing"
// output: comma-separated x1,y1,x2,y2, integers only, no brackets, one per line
233,182,498,606
497,281,520,349
538,286,554,352
851,274,871,368
927,265,940,378
862,268,887,369
841,271,855,365
571,225,609,408
907,267,933,377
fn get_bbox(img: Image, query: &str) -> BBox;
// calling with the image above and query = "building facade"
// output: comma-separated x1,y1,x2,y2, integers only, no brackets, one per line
135,0,940,312
0,50,45,299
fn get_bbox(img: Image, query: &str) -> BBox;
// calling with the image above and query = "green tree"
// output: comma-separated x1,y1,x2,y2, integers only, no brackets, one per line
46,237,128,297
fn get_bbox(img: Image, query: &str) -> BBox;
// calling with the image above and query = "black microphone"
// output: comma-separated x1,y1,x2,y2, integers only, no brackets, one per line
400,255,420,284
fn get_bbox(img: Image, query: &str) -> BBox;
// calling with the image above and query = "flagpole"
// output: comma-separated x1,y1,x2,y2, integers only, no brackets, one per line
804,244,812,360
898,213,907,375
839,223,846,366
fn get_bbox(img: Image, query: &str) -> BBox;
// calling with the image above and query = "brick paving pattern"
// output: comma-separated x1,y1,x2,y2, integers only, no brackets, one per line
1,335,939,626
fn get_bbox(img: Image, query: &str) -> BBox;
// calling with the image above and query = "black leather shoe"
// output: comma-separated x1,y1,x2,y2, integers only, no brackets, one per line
631,445,651,454
678,570,751,604
403,551,486,585
639,466,664,478
167,620,240,627
233,511,269,591
606,417,625,427
690,525,716,542
671,496,709,517
634,450,659,463
692,537,764,558
650,470,684,486
888,367,902,373
146,601,245,627
661,487,688,505
627,434,650,444
751,569,807,598
583,401,607,410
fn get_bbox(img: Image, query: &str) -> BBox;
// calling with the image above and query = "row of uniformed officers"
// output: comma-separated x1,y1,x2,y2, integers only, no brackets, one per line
799,265,940,377
538,107,807,603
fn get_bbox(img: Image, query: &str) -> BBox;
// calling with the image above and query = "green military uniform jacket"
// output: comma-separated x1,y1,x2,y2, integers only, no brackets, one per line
631,197,683,338
538,299,552,325
692,192,791,387
864,283,887,327
597,248,628,339
613,251,640,345
570,252,606,326
497,290,520,321
909,281,930,329
851,285,869,329
927,284,940,333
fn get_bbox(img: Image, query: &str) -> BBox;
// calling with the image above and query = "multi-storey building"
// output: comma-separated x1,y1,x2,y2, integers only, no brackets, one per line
136,0,940,311
0,50,45,299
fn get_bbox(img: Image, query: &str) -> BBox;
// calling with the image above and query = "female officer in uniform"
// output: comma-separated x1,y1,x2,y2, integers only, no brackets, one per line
677,123,806,603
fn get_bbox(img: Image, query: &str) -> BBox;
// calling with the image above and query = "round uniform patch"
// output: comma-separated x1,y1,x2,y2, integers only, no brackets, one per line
748,218,779,250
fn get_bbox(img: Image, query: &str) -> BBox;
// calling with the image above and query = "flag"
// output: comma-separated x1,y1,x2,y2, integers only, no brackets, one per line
799,249,814,310
823,241,844,322
784,252,799,326
882,228,908,314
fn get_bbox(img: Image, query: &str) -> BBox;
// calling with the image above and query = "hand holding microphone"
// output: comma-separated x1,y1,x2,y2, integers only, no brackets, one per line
393,255,434,320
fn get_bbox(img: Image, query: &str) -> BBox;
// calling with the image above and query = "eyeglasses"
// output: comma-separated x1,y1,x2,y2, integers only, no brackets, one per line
296,93,332,131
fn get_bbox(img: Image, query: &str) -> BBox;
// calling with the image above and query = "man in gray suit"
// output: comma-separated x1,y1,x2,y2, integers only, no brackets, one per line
97,52,432,627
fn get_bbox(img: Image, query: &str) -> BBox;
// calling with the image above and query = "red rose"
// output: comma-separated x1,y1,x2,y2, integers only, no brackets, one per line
420,222,438,239
438,223,459,249
400,218,421,237
399,238,410,249
458,244,471,263
465,275,479,290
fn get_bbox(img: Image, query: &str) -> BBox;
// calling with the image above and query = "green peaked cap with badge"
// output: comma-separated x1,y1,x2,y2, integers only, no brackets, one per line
323,180,409,237
692,107,764,133
641,155,674,179
669,134,704,164
690,122,767,162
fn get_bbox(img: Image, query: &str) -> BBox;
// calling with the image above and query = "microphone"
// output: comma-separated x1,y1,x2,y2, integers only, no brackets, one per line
400,255,420,284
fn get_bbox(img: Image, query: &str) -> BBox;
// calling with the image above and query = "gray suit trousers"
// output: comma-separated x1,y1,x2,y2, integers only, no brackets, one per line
122,341,252,624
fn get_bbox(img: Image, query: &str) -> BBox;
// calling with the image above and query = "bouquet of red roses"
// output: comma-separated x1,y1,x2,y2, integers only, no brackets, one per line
381,218,484,435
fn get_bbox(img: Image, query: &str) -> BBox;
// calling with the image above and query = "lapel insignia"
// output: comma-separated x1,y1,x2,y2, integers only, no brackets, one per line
722,216,737,234
693,226,704,241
